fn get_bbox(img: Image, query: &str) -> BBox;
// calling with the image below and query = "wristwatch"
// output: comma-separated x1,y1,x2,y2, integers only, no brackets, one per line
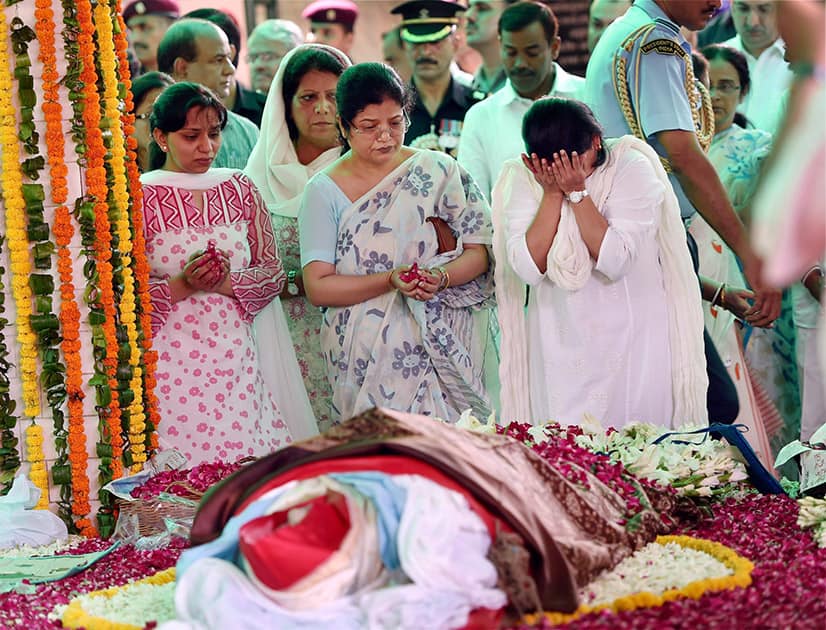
286,270,300,297
567,189,589,204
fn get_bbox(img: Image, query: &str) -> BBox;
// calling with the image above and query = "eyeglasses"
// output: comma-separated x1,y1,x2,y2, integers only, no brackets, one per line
246,51,282,64
709,81,741,95
351,117,409,138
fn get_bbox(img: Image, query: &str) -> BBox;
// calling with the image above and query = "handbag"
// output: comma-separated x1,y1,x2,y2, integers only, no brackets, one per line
653,424,785,495
426,216,457,254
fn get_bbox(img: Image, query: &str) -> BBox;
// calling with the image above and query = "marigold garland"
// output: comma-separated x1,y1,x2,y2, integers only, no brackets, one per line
93,1,146,472
24,423,50,510
78,0,124,476
61,567,176,629
0,10,40,419
0,235,20,493
35,0,95,537
112,2,161,457
524,535,755,626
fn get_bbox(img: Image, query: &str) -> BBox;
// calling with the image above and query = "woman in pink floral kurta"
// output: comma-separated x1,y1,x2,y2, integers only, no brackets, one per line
142,82,292,464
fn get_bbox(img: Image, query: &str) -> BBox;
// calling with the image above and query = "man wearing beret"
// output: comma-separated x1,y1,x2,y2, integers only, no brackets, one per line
302,0,358,58
392,0,483,158
123,0,180,75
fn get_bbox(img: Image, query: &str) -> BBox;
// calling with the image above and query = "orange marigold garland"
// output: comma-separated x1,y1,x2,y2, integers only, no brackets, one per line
94,0,147,472
112,1,161,458
67,0,124,536
5,5,78,529
112,4,161,456
36,0,95,536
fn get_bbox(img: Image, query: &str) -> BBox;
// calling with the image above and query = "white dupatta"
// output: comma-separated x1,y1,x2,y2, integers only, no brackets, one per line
492,136,708,427
244,44,350,219
242,45,350,441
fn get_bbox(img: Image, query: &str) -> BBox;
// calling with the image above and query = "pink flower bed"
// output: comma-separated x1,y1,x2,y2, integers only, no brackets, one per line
4,444,824,628
515,494,826,629
129,460,242,501
0,538,185,628
499,422,677,529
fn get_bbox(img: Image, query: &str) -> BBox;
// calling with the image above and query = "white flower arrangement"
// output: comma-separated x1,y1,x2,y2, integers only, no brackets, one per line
797,496,826,548
581,539,734,607
565,419,750,496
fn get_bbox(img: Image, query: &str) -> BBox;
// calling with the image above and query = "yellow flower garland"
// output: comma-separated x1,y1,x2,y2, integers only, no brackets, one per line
524,535,754,625
93,1,147,470
61,568,176,630
25,423,50,510
0,10,40,418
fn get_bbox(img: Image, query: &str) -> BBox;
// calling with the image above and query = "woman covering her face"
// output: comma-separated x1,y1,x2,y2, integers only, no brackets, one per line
492,97,707,428
245,44,350,435
298,62,495,423
141,82,294,464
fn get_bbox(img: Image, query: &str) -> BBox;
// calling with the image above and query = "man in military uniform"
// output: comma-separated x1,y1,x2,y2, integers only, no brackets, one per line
302,0,358,59
123,0,179,75
392,0,483,157
584,0,781,422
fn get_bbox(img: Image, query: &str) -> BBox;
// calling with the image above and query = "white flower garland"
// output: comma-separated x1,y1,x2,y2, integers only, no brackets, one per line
582,540,733,607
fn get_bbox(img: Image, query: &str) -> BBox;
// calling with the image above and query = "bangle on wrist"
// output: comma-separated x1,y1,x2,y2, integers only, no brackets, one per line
802,265,824,285
436,266,450,291
388,270,396,290
711,282,725,307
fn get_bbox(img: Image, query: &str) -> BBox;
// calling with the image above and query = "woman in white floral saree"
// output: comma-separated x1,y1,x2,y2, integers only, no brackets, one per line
299,63,494,423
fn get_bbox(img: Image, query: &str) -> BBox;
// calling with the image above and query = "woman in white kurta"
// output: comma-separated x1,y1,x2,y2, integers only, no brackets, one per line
493,98,707,428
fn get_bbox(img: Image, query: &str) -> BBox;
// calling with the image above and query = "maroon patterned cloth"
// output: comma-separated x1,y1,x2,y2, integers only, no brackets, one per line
191,408,662,612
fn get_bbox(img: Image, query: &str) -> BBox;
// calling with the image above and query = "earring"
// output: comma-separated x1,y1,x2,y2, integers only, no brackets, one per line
161,145,168,152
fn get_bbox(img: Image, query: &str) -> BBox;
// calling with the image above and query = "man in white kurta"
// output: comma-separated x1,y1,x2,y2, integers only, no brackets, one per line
722,0,793,135
457,2,584,200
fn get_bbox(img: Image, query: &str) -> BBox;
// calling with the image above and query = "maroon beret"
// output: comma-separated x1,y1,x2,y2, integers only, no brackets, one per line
123,0,180,24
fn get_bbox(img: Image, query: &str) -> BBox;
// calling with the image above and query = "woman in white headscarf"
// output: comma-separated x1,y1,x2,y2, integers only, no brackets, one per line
245,45,350,433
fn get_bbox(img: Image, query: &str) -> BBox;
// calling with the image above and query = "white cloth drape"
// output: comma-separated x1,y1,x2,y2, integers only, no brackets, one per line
492,136,708,427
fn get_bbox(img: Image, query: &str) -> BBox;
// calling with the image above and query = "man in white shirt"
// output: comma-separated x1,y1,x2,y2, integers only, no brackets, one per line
457,1,584,200
722,0,793,134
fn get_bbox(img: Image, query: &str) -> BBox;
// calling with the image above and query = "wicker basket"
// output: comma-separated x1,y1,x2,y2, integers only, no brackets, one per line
116,482,202,537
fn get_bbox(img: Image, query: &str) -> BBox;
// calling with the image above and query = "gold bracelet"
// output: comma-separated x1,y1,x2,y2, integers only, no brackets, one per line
436,266,450,291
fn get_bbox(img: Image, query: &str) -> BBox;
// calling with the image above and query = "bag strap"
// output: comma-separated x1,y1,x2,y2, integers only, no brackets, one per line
653,423,749,445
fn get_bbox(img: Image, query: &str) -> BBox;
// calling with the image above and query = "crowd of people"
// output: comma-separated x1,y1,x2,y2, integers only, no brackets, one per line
122,0,824,467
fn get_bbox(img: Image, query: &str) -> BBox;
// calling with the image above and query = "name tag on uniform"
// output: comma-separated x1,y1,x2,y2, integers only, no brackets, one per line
640,39,686,58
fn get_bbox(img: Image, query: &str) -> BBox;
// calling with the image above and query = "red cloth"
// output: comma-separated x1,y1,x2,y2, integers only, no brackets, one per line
239,492,350,591
237,454,510,539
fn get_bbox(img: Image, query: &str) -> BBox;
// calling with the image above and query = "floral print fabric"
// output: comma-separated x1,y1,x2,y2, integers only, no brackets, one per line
271,214,334,431
143,172,292,464
308,150,494,422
